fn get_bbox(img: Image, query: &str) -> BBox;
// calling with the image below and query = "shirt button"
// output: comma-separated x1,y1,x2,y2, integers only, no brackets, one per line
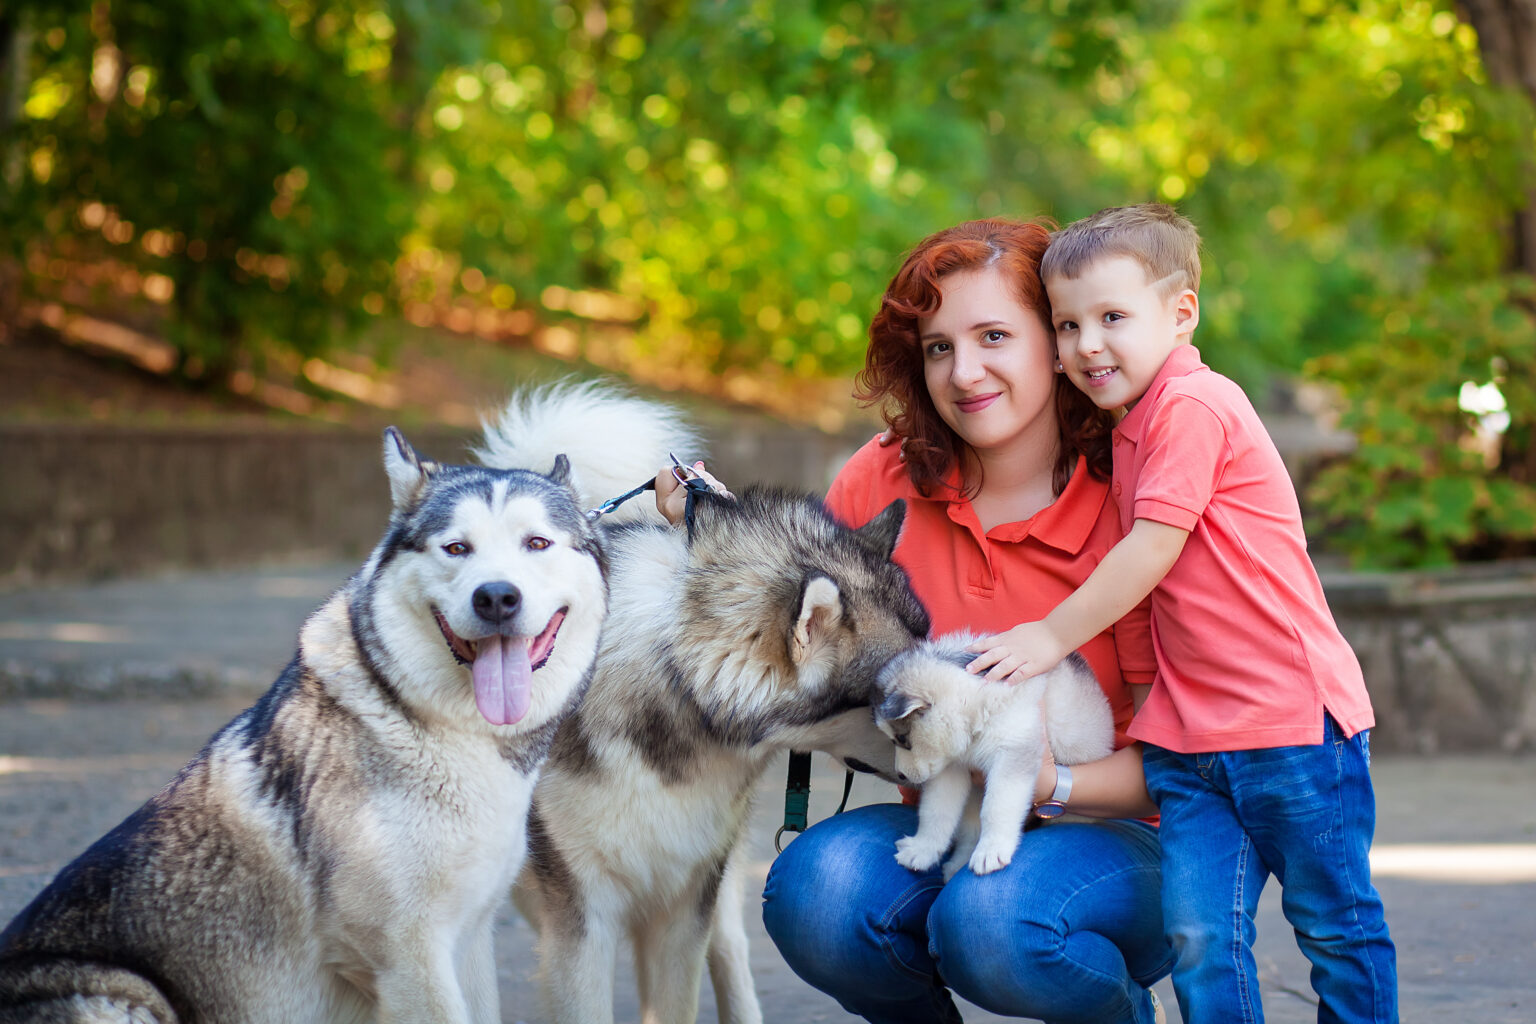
1113,482,1123,496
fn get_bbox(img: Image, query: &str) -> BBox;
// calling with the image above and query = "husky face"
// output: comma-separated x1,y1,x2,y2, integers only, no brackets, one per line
361,429,608,729
874,645,976,785
670,488,931,748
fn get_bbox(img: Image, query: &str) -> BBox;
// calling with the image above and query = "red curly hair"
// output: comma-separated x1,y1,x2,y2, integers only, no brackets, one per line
855,217,1116,497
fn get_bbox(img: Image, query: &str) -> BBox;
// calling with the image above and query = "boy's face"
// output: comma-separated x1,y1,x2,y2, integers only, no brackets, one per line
1047,255,1198,411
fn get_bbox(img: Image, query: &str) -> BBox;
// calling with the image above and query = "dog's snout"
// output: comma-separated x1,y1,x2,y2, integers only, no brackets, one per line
472,581,522,624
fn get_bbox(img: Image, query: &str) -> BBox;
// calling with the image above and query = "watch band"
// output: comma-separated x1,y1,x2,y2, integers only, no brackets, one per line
1049,763,1073,805
1032,764,1072,820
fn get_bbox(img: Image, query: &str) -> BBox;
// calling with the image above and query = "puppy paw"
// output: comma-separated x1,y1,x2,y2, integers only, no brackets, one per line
967,836,1018,876
895,835,944,872
940,850,969,883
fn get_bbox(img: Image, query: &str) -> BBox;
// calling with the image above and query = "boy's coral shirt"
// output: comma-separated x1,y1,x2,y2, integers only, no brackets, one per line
1115,345,1374,753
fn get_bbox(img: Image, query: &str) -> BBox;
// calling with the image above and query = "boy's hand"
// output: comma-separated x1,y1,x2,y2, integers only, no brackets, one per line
965,622,1069,682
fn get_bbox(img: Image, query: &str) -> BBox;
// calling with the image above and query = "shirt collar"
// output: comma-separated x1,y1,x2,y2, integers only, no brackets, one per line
1115,343,1207,442
922,454,1105,555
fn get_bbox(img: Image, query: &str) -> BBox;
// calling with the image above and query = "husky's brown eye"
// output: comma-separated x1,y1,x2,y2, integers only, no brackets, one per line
526,536,552,551
443,541,471,556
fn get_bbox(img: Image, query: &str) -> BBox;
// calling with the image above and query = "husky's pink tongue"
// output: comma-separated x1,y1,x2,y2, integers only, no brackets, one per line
472,634,533,725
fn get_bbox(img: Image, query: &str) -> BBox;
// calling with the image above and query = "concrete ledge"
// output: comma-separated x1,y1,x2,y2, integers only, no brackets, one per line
5,424,1535,754
1324,561,1536,754
0,419,866,587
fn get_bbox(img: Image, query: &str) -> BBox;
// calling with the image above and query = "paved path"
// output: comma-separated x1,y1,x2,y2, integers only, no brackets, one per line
2,563,1535,1021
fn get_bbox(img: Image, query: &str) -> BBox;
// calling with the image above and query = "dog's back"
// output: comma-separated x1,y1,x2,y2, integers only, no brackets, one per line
1041,652,1116,764
478,383,930,1024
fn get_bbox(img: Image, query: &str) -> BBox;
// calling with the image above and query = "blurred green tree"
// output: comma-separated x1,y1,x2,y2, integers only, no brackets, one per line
415,0,1170,390
0,0,488,381
3,0,1533,565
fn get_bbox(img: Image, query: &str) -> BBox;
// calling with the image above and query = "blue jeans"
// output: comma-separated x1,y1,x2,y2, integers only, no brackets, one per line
1141,717,1398,1024
762,803,1172,1024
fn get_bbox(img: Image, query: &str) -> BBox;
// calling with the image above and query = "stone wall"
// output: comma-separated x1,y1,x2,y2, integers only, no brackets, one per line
0,416,871,586
4,421,1534,754
1324,561,1536,754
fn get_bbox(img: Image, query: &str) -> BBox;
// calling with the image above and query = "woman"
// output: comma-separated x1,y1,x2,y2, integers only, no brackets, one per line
764,218,1169,1024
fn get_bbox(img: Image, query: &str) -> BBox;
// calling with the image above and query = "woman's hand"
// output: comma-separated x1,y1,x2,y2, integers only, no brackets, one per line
877,428,906,462
965,622,1070,682
654,461,733,525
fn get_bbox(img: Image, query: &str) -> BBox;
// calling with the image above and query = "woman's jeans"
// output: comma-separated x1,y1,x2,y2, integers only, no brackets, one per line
762,803,1172,1024
1141,716,1398,1024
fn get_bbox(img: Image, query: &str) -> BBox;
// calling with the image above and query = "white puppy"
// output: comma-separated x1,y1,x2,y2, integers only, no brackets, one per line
874,632,1115,879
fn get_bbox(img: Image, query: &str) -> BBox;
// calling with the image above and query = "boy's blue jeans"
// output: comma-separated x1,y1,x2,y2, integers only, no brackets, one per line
1141,716,1398,1024
761,803,1172,1024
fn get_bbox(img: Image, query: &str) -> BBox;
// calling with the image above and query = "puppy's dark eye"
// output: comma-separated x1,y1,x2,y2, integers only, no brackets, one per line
443,541,471,556
893,732,911,751
526,536,552,552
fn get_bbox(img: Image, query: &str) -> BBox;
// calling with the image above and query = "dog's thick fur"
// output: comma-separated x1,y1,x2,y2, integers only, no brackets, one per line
477,381,928,1024
0,430,608,1024
875,632,1115,879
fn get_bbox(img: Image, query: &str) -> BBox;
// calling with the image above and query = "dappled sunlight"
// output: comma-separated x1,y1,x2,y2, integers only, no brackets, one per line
0,753,182,777
0,622,133,644
1371,844,1536,884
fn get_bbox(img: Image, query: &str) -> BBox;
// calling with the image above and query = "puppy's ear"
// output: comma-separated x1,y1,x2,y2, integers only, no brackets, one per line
382,427,440,509
876,690,928,726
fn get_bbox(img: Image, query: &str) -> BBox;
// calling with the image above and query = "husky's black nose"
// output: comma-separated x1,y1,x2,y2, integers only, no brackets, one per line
472,581,522,625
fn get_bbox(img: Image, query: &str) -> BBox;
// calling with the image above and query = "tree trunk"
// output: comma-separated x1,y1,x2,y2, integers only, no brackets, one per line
1458,1,1536,494
1458,0,1536,279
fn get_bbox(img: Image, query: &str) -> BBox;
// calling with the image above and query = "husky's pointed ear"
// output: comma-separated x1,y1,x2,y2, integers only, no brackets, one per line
547,453,573,488
853,500,906,560
791,574,842,665
383,427,437,509
877,690,928,725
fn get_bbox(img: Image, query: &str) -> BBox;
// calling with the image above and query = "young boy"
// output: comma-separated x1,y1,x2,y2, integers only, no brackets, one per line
971,203,1398,1023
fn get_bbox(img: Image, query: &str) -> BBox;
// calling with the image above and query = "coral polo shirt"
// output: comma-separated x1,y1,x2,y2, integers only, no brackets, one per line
1115,344,1374,753
827,438,1156,749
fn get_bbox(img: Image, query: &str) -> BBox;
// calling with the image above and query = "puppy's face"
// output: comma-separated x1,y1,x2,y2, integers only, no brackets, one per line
874,649,972,785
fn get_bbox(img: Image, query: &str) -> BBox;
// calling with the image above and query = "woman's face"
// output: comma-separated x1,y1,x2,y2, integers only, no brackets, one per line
919,266,1060,459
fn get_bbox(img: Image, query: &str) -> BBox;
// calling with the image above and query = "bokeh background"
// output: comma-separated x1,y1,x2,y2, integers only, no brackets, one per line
3,0,1534,568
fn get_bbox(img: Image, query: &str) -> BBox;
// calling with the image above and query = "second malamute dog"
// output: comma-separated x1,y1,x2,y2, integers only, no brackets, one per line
477,381,929,1024
875,632,1115,879
0,429,608,1024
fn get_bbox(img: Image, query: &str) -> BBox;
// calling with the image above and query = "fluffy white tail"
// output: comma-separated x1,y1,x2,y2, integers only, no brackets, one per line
474,378,702,522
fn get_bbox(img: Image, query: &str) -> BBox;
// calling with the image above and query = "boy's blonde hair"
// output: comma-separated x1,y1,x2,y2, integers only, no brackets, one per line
1041,203,1202,297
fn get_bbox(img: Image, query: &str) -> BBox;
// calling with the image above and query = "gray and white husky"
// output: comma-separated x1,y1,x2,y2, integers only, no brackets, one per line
0,429,608,1024
874,632,1115,880
477,381,928,1024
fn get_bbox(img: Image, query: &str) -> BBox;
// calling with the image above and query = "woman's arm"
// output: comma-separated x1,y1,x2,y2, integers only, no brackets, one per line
653,461,732,524
1024,683,1155,819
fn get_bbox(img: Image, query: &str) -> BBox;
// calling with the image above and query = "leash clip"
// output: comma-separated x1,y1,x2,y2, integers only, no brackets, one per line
584,453,706,521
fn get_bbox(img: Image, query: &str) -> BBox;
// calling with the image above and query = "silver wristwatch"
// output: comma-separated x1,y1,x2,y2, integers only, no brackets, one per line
1033,764,1073,820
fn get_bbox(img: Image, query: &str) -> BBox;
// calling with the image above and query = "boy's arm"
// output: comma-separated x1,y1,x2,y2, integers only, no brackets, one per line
967,518,1190,680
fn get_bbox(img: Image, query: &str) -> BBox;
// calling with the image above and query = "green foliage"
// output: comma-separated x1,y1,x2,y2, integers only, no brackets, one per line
1,0,487,377
4,0,1535,565
1306,277,1536,565
416,0,1164,381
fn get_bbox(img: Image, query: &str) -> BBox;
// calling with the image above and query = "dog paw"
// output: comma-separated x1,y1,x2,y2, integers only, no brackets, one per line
967,838,1017,876
895,835,944,872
